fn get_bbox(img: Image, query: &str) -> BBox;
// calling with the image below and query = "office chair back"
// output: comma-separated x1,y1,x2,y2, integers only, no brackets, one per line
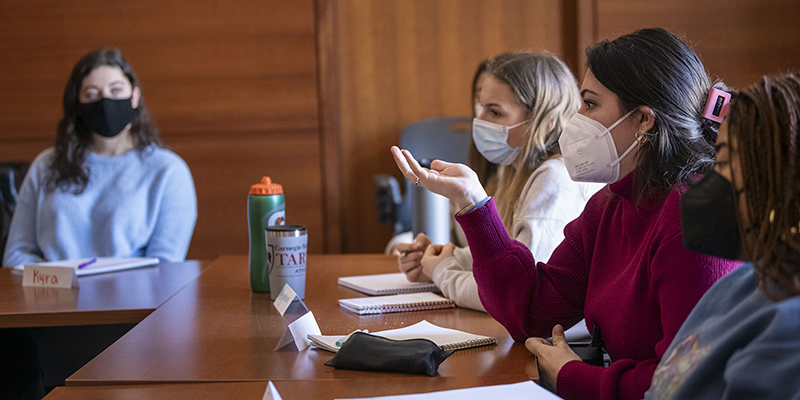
0,162,29,262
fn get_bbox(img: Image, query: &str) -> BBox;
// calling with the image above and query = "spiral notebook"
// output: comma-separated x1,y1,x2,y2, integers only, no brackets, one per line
308,320,496,353
339,292,455,315
338,272,438,295
14,257,159,277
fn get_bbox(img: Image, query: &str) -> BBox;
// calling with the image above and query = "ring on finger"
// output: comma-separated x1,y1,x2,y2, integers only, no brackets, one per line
414,176,420,186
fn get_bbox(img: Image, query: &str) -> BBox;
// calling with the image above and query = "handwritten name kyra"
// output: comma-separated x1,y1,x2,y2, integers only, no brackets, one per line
33,269,59,285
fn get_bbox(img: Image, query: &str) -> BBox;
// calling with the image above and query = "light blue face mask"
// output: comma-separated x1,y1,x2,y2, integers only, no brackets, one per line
472,118,527,165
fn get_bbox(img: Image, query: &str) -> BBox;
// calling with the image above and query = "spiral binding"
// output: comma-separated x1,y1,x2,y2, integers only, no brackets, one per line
375,286,440,295
440,337,497,352
351,302,454,315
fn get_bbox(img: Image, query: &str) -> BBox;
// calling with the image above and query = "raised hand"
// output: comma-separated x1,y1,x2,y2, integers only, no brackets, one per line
390,146,488,209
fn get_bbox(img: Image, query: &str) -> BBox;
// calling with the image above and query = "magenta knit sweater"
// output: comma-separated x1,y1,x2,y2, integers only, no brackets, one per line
455,172,740,400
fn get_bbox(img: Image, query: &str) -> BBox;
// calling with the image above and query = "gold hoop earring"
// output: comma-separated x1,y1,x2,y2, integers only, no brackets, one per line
635,130,649,144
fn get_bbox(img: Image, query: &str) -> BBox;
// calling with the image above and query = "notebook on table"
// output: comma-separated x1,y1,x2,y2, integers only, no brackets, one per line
14,257,160,277
308,320,497,353
338,272,438,295
339,292,455,315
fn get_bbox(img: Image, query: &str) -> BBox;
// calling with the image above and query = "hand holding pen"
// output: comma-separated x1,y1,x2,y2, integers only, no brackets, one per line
396,233,431,282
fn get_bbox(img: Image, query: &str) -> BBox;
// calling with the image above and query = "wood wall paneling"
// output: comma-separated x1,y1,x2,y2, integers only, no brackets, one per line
595,0,800,88
169,133,324,260
336,0,572,253
5,0,796,258
314,0,344,253
0,0,327,259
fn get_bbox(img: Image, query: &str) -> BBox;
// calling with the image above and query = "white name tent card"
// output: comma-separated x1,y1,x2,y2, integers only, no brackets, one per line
273,283,321,351
22,265,79,289
262,381,284,400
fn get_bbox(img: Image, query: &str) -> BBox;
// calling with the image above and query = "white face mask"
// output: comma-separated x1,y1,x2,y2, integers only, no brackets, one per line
558,109,638,183
472,118,526,166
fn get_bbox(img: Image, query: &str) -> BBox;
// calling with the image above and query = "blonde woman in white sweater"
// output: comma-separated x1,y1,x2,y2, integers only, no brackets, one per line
397,52,602,313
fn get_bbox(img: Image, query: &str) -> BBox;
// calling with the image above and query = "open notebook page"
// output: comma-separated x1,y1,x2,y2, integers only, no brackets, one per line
308,320,495,353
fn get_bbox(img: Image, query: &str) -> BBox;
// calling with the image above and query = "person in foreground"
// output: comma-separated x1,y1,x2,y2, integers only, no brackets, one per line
391,28,740,400
644,73,800,400
2,49,197,266
397,52,601,312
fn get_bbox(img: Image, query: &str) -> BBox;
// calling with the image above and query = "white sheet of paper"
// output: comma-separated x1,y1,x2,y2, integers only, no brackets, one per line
333,381,560,400
262,381,283,400
275,311,321,351
273,283,299,316
22,265,79,289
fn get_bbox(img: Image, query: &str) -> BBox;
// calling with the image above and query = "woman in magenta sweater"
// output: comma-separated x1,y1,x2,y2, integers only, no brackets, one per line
391,28,740,400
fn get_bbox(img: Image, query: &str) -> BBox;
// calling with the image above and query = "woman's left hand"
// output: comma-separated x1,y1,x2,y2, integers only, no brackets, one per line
420,242,456,280
525,324,581,393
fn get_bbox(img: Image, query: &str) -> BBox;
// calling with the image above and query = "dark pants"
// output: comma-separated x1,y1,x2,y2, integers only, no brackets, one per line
0,323,135,399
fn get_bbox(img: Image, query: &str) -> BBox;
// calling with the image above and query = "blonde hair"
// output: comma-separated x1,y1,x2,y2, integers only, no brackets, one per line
486,53,581,230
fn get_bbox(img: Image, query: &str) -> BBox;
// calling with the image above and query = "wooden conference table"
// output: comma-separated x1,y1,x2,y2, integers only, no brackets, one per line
62,255,536,398
0,261,209,328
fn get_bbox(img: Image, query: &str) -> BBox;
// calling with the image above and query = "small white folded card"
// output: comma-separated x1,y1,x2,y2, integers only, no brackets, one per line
273,283,321,351
22,265,79,289
262,381,283,400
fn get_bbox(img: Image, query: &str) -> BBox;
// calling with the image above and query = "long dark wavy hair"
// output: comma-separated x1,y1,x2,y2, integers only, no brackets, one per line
48,49,161,194
586,28,724,203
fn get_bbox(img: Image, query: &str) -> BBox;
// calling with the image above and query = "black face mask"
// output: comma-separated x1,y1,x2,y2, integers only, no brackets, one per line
78,97,135,138
680,171,743,260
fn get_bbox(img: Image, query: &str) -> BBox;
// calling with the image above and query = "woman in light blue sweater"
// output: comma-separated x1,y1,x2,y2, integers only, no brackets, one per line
2,49,197,266
645,74,800,399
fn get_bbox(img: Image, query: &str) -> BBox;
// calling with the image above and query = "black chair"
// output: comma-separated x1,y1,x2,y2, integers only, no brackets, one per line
0,162,29,262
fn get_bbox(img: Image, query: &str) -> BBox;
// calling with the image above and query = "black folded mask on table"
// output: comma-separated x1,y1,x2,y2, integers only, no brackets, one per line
324,332,453,376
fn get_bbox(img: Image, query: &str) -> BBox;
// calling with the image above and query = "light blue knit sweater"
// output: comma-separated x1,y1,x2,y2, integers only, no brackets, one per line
644,263,800,400
2,145,197,266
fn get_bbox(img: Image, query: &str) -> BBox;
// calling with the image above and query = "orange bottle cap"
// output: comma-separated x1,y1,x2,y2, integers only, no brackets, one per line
250,176,283,195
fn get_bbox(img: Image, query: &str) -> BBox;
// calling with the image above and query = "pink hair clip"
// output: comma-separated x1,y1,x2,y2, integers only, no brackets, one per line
703,88,731,123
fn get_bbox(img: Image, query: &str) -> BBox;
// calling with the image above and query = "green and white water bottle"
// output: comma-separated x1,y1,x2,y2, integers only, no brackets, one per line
248,176,285,293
